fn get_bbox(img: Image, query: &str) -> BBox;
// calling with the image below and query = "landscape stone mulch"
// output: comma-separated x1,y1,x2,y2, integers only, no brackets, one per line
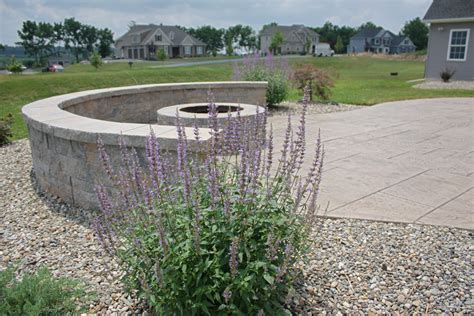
270,101,363,116
1,138,472,314
413,80,474,91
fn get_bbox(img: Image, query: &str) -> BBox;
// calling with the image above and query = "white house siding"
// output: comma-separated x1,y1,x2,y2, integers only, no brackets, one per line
425,22,474,81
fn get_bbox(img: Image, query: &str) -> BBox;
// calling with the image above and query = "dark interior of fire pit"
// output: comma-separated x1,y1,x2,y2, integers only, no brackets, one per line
180,105,242,114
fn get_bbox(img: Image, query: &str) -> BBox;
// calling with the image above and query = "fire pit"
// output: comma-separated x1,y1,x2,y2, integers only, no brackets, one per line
157,102,265,128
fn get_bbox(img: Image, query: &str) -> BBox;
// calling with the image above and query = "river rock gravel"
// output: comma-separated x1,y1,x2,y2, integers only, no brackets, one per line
1,139,472,315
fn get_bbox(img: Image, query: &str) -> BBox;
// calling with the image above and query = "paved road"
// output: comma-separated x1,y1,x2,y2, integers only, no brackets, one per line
269,98,474,229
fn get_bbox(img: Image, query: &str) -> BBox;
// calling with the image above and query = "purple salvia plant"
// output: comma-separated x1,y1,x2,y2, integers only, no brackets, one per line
93,84,323,313
229,237,239,278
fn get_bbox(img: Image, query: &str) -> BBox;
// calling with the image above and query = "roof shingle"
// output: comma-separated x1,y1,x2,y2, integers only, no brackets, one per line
423,0,474,21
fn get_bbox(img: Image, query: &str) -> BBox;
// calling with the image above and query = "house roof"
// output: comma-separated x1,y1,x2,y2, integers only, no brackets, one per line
423,0,474,21
391,36,415,47
260,25,319,43
116,24,206,47
352,27,384,39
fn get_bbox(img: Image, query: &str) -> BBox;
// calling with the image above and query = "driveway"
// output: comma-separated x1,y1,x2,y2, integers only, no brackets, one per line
269,98,474,229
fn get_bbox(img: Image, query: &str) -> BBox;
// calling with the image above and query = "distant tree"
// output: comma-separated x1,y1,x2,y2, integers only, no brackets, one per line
63,18,83,62
358,21,379,31
313,22,337,47
97,28,114,57
79,24,98,59
89,51,103,69
225,37,234,56
188,26,224,56
17,20,56,65
269,31,284,54
224,25,257,54
0,43,5,52
224,27,237,55
237,25,257,52
400,17,429,50
52,22,63,56
335,35,344,54
313,22,357,50
156,48,167,63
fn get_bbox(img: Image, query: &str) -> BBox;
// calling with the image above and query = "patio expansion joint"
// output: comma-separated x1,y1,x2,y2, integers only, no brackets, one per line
413,187,474,224
327,169,432,213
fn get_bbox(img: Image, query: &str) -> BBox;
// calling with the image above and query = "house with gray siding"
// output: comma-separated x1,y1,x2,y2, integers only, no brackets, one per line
347,28,416,54
423,0,474,81
260,25,319,55
115,24,206,59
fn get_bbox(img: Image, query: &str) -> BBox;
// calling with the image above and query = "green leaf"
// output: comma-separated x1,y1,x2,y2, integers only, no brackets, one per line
263,274,274,285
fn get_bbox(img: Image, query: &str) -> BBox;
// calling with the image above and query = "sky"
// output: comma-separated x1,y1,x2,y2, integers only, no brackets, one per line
0,0,433,45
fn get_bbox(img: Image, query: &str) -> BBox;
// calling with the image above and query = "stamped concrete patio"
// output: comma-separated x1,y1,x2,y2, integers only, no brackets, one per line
269,98,474,230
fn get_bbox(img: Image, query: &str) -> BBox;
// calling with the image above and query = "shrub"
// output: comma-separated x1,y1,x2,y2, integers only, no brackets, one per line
233,52,291,106
94,87,323,315
292,64,336,101
440,68,456,82
0,113,14,146
90,51,103,70
6,56,23,74
0,266,91,315
156,48,167,63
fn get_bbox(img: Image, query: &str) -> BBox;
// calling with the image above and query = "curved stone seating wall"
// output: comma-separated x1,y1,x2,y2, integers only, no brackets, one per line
22,82,267,209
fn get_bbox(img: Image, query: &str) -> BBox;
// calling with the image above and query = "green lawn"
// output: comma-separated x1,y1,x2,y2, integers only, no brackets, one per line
1,56,473,140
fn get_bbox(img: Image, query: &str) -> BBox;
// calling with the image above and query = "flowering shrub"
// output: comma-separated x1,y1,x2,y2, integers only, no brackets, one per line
292,64,336,101
94,87,323,314
233,52,291,106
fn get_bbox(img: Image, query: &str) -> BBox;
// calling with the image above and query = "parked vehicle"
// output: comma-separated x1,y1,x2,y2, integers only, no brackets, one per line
315,43,334,57
48,64,65,72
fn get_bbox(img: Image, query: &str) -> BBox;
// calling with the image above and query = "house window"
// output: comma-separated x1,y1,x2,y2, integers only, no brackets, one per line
383,38,389,45
196,46,203,55
447,29,469,61
169,31,175,40
374,39,380,45
184,46,192,55
155,34,162,42
132,35,140,44
404,39,409,45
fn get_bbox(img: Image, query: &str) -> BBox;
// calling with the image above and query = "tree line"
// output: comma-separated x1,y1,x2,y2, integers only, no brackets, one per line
16,18,114,66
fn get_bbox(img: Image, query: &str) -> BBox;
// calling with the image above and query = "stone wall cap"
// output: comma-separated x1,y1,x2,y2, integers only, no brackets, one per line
22,82,267,149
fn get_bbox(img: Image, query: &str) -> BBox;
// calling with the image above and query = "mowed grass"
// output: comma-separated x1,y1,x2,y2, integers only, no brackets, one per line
289,56,474,104
1,56,473,140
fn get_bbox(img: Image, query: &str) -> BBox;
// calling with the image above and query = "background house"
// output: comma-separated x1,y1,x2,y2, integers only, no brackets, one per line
260,25,319,55
347,27,416,54
115,24,206,59
423,0,473,81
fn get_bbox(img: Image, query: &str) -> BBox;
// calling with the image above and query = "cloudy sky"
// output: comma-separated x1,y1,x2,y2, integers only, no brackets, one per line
0,0,432,45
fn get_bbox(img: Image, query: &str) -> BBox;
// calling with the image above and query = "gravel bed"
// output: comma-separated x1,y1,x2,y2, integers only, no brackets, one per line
413,80,474,91
270,101,363,116
1,139,472,315
290,219,473,314
0,140,143,315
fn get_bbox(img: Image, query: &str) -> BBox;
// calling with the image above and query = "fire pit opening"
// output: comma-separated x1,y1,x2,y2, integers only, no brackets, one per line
180,105,242,114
